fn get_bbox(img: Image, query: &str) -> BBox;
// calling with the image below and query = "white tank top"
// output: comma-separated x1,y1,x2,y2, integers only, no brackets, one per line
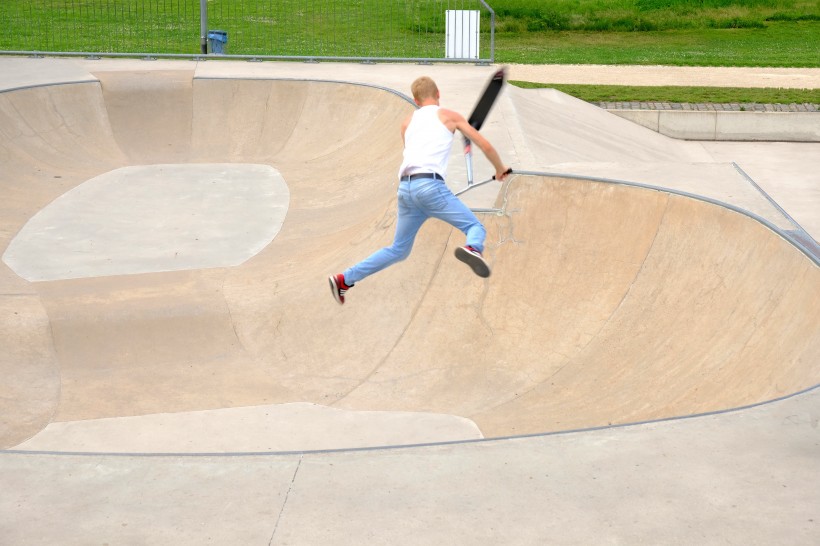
398,105,454,179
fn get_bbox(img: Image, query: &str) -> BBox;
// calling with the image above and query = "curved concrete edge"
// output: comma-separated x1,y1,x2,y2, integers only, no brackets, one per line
193,75,417,107
6,382,819,459
0,56,98,94
609,109,820,142
0,387,818,545
11,402,484,454
512,170,820,265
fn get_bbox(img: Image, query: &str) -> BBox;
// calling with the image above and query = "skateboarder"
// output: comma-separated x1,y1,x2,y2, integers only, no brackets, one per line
329,76,511,305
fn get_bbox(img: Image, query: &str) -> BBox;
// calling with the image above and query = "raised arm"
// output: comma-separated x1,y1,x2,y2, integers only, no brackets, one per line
438,108,510,181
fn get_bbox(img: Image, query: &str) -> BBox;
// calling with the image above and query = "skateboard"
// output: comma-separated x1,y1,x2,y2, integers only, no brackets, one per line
464,67,507,187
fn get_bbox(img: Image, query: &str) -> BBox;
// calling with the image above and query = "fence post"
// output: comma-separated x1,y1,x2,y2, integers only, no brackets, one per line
199,0,208,54
478,0,496,63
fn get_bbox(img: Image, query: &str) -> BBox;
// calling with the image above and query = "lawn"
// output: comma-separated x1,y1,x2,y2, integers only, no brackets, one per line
510,82,820,104
1,0,817,66
0,1,817,104
495,21,820,67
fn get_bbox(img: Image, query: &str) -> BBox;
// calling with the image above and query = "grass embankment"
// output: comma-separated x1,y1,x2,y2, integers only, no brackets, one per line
493,0,819,104
0,0,817,104
493,0,819,33
509,82,820,105
492,0,819,66
1,0,817,66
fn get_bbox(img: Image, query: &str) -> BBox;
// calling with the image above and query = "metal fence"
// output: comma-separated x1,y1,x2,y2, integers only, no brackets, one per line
0,1,496,63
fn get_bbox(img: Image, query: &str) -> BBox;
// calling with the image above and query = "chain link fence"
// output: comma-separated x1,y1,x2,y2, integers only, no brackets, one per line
0,1,496,62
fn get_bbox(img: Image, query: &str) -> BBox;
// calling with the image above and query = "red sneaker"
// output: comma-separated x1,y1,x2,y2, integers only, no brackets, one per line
328,273,353,304
454,245,491,278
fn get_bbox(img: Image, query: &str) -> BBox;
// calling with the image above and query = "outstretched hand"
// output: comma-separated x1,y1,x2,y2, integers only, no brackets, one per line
494,167,513,181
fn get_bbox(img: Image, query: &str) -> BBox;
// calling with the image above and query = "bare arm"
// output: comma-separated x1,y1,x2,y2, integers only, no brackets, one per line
439,108,510,181
400,113,412,145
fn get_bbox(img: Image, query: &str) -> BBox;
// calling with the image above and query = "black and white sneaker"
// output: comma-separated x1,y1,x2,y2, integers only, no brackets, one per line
455,245,491,278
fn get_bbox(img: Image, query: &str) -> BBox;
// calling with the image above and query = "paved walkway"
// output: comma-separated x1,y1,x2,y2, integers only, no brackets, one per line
505,63,820,112
507,63,820,89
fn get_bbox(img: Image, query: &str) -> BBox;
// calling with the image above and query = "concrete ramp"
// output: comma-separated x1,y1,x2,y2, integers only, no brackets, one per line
331,175,820,435
1,70,818,452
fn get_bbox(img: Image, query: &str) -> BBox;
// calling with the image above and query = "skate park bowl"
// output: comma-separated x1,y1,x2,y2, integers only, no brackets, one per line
1,70,819,454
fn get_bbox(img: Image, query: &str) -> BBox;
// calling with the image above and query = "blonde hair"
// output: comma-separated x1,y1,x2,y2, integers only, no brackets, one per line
411,76,439,102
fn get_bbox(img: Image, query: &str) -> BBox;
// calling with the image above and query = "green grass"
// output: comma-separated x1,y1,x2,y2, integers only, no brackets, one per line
495,21,820,66
491,0,820,67
0,1,818,66
0,0,818,105
493,0,820,32
509,81,820,104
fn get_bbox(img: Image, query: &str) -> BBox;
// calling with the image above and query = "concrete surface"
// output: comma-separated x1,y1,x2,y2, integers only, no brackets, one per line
607,108,820,141
3,388,818,545
3,163,289,281
512,63,820,141
507,63,820,88
0,57,818,545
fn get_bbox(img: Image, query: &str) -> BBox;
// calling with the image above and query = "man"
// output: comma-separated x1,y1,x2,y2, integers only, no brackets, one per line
329,76,511,305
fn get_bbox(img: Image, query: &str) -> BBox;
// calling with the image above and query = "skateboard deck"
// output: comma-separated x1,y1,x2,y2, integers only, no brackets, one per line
464,67,507,186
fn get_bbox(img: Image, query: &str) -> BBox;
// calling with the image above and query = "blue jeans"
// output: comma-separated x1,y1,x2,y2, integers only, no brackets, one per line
344,177,486,284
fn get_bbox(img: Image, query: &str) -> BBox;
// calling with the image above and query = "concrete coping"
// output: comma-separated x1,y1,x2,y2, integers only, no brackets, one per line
604,107,820,142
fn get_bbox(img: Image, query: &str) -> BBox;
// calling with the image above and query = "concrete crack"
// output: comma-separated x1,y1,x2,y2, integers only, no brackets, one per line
269,455,303,545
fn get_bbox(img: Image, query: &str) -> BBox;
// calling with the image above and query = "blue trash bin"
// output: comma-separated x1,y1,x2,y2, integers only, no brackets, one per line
207,30,228,55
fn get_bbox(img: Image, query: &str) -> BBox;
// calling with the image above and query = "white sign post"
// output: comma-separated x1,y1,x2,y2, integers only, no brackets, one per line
446,10,480,60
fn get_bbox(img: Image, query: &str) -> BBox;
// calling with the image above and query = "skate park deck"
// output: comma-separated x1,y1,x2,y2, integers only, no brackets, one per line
0,57,818,544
